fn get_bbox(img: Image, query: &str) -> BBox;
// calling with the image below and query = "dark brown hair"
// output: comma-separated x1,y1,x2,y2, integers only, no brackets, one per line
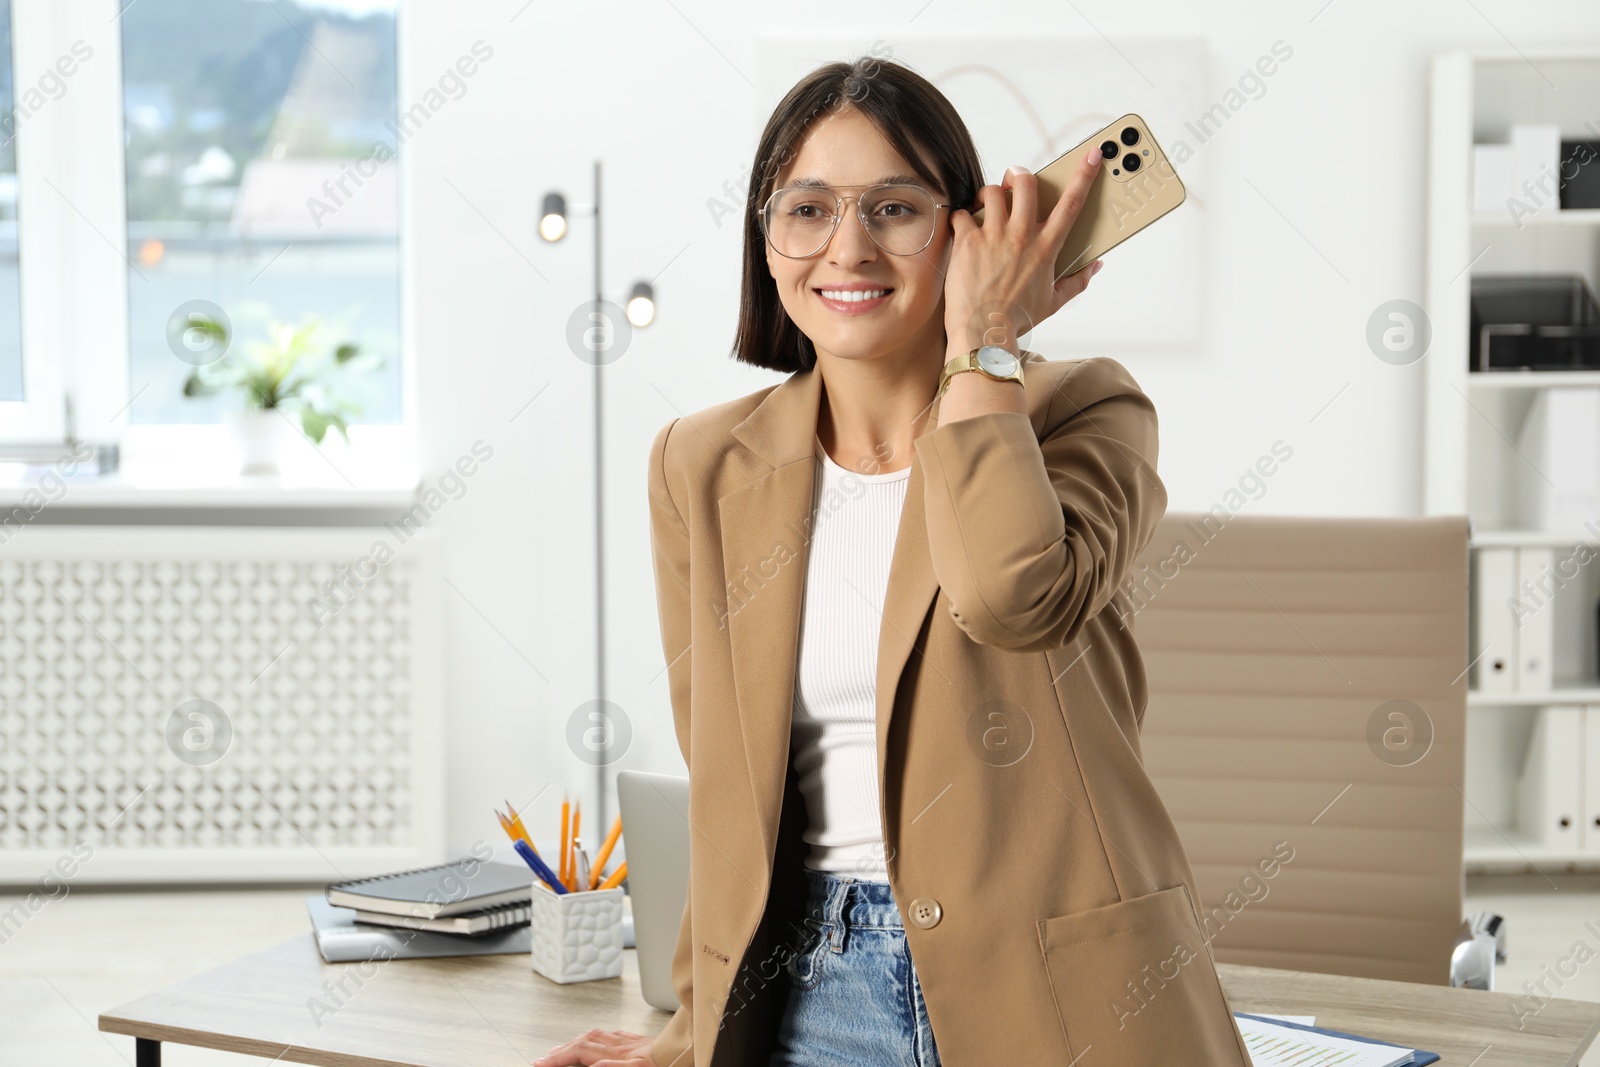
731,52,984,374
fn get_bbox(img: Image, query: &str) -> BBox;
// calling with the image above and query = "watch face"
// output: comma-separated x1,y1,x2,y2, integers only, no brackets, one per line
976,345,1019,377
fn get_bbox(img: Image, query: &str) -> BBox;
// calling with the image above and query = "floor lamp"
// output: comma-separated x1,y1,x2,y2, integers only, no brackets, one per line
538,161,656,837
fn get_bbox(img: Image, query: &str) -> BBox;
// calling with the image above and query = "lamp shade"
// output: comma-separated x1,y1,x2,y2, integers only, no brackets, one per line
626,281,655,327
539,191,567,242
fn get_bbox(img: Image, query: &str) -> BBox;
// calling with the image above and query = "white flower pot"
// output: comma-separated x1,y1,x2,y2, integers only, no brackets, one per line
224,407,296,475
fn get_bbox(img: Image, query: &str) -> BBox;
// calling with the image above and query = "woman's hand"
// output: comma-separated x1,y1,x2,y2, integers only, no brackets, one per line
943,146,1106,352
533,1027,658,1067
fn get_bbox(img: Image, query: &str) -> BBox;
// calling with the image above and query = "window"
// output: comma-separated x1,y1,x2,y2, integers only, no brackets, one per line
120,0,401,426
0,0,21,404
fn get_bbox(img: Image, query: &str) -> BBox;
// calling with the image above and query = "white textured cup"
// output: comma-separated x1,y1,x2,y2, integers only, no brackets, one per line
528,883,626,984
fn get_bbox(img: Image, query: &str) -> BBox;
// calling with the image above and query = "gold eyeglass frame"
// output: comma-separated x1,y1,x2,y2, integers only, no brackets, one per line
758,182,954,259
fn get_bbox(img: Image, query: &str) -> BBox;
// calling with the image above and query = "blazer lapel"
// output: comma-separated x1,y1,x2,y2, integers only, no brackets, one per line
719,363,945,874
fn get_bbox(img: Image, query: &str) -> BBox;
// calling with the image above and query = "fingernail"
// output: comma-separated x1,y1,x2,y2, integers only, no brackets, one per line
1087,147,1102,165
1090,259,1104,276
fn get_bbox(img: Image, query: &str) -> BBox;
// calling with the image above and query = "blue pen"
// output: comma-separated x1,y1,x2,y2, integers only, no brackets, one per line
514,839,569,894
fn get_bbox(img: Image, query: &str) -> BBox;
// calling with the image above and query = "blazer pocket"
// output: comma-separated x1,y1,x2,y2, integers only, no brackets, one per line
1036,884,1247,1066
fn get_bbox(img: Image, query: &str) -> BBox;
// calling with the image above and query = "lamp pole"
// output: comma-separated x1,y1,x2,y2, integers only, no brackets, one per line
590,159,607,835
539,161,655,837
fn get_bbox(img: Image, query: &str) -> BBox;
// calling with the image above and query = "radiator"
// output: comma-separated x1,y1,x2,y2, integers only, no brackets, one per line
0,526,444,884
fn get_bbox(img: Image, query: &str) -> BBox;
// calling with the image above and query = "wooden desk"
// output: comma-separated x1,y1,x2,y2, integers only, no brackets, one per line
99,936,1600,1066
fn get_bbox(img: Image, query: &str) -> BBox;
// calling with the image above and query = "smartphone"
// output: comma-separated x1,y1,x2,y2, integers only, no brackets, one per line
971,113,1186,280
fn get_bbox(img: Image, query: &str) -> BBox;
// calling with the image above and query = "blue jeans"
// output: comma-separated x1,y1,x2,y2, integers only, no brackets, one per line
767,867,943,1067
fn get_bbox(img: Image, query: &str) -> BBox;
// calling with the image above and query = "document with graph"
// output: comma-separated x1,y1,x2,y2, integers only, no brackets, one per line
1234,1012,1422,1067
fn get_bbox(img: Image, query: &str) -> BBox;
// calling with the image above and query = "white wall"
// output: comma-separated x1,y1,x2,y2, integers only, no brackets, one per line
399,0,1600,857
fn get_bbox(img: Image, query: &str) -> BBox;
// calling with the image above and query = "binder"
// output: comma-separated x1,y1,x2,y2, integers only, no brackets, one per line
1518,706,1583,848
1514,547,1555,691
1584,706,1600,848
1473,547,1518,692
1516,388,1600,534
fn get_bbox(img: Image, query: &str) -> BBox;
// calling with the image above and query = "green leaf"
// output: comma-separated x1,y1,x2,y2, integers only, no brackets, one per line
300,407,332,444
334,343,359,364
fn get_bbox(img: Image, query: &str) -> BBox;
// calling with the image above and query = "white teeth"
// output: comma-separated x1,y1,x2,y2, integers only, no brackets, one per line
819,289,889,302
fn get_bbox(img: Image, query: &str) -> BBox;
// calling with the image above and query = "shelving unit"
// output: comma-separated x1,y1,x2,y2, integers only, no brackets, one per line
1426,49,1600,872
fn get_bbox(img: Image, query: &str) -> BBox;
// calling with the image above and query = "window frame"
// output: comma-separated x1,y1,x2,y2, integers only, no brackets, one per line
2,0,414,484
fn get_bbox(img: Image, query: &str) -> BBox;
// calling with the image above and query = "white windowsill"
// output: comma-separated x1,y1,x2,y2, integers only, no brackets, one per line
0,424,419,509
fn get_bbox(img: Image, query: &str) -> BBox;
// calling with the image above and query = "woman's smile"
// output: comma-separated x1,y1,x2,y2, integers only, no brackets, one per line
813,284,895,314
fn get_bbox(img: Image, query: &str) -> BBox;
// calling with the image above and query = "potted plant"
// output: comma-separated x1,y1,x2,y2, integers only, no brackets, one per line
181,317,378,475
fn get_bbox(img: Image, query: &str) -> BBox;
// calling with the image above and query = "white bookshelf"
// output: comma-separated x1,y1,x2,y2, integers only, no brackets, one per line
1426,49,1600,871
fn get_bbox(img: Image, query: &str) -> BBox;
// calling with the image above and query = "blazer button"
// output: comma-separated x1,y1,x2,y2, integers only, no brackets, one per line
907,897,942,929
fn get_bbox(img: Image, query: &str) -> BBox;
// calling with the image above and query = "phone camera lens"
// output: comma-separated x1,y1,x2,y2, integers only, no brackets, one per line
1120,126,1140,146
1099,140,1117,159
1123,153,1141,171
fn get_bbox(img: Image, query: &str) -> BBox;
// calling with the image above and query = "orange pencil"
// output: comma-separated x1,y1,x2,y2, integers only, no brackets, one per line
598,860,627,890
559,795,570,887
503,801,536,854
589,814,622,890
569,802,581,891
499,806,537,854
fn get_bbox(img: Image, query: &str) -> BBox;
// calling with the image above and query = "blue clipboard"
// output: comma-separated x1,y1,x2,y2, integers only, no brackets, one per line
1234,1012,1441,1066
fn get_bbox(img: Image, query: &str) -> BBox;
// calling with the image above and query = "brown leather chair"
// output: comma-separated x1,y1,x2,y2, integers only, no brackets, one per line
1130,512,1471,985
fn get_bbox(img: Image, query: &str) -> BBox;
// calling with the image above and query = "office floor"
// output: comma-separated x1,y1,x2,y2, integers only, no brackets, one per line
4,876,1600,1065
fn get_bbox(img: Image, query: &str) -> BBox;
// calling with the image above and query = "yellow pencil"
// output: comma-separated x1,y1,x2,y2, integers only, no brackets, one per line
589,814,622,890
598,860,627,890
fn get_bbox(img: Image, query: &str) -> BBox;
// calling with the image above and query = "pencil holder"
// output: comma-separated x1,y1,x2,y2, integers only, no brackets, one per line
528,883,626,984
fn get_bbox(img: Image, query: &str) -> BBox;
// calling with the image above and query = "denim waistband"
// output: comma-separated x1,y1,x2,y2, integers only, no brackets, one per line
799,865,903,930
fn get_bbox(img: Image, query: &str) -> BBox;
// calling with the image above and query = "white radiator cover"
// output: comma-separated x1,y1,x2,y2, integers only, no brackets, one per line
0,526,445,884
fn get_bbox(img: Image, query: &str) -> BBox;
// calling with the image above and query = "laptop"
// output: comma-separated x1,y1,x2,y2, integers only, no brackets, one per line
616,769,691,1012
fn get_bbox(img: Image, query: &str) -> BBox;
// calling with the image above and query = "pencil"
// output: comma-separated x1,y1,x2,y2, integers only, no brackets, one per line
503,800,536,854
559,795,570,888
570,801,582,891
598,860,627,890
590,814,622,890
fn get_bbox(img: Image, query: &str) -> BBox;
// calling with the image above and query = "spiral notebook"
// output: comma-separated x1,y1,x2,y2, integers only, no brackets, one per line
352,899,533,935
326,860,533,919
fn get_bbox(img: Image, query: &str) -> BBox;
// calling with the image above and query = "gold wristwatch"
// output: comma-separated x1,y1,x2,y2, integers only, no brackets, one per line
938,344,1025,396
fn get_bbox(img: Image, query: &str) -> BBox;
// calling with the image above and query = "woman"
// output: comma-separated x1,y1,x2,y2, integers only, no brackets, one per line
536,56,1251,1067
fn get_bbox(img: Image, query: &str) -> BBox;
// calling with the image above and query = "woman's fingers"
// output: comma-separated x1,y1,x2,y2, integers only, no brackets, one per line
1000,165,1037,239
1052,257,1104,311
972,182,1007,227
533,1028,656,1067
1041,145,1105,255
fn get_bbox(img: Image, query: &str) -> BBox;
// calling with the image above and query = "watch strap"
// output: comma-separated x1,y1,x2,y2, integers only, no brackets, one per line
938,347,1024,396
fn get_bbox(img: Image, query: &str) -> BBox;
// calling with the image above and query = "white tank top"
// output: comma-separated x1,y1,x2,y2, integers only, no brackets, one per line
789,434,910,878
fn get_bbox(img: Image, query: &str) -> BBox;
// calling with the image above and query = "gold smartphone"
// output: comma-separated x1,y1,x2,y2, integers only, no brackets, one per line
971,113,1186,279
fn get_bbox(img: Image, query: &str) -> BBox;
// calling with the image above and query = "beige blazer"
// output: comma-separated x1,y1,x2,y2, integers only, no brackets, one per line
644,351,1252,1067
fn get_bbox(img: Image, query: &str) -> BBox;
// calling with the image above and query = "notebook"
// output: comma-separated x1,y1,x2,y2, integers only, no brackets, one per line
351,899,532,936
306,897,532,963
1234,1012,1440,1067
326,860,533,919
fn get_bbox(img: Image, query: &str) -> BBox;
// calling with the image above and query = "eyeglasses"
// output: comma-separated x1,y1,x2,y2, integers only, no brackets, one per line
759,183,952,259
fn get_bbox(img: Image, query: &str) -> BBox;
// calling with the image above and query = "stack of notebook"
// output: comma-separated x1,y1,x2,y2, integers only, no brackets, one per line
309,860,537,963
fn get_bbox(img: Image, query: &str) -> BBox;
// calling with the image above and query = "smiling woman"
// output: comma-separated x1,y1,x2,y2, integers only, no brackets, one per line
540,53,1244,1067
